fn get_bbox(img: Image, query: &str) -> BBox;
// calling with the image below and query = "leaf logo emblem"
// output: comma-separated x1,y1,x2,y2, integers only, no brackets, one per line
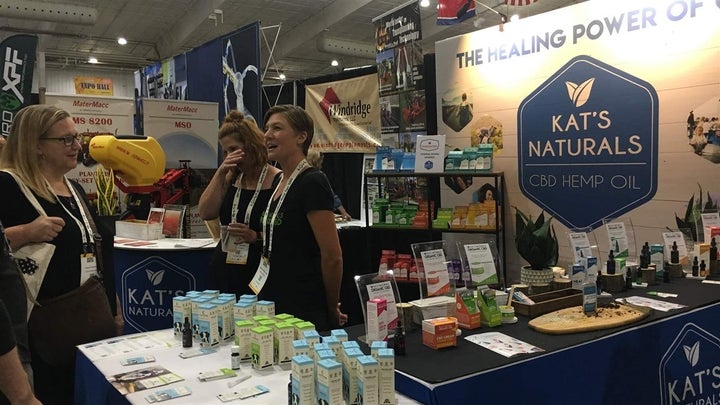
683,341,700,367
565,78,595,108
145,269,165,286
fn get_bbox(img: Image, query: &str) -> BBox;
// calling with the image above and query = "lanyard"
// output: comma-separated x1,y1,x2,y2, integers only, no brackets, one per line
46,177,94,248
231,164,269,224
261,159,309,260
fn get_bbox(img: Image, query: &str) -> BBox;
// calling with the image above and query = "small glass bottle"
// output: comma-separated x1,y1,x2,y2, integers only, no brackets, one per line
182,317,192,348
231,345,241,370
700,260,707,277
692,256,699,276
670,241,679,264
607,250,616,275
393,319,406,355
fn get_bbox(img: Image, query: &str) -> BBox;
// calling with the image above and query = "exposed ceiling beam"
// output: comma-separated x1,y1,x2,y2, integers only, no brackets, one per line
273,0,374,61
155,0,227,60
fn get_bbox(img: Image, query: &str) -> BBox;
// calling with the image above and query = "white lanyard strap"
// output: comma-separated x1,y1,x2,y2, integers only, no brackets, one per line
231,164,269,224
46,177,94,247
261,159,309,259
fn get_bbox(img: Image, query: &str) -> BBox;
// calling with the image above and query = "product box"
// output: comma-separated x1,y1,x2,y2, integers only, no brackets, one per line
172,296,192,339
356,355,379,405
292,339,311,359
202,289,220,298
367,298,388,342
257,319,277,329
273,322,295,365
302,330,322,347
218,292,236,301
650,243,665,272
197,303,220,348
409,296,456,324
274,313,294,323
315,349,336,378
313,343,331,361
340,341,360,364
377,348,396,405
210,298,234,342
255,300,275,317
295,321,316,340
251,315,270,325
291,355,315,405
370,341,387,358
455,290,481,329
422,317,458,350
190,297,212,340
331,329,348,342
234,320,254,362
250,326,274,370
342,348,364,404
239,294,257,303
317,359,343,405
115,220,162,240
323,335,341,358
232,300,254,322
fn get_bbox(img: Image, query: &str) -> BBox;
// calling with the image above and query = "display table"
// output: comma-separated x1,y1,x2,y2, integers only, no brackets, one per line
391,278,720,404
114,238,216,333
74,329,420,404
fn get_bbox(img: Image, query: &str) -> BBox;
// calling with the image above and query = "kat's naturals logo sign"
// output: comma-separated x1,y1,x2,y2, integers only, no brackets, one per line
122,256,196,332
659,323,720,404
319,87,372,125
517,55,658,230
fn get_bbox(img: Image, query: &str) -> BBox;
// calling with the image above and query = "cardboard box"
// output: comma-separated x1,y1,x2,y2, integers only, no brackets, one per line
455,290,481,329
273,322,295,365
422,317,458,350
197,303,220,348
356,355,379,405
317,359,343,405
292,339,310,359
367,298,388,342
210,298,234,342
115,220,162,240
172,296,191,339
233,301,254,322
342,348,364,404
255,300,275,317
250,326,274,369
234,320,254,361
377,348,396,405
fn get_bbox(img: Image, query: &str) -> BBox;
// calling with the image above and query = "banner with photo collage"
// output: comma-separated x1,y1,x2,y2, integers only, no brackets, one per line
374,0,426,151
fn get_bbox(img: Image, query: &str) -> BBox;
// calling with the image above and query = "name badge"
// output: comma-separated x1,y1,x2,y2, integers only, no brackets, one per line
226,243,250,265
249,256,270,294
80,253,97,284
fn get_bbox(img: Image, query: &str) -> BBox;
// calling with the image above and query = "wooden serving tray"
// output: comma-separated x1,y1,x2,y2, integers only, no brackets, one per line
512,288,582,318
528,303,651,334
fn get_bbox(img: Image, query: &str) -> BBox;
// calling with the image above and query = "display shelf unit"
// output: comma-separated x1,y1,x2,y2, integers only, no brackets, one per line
363,171,506,293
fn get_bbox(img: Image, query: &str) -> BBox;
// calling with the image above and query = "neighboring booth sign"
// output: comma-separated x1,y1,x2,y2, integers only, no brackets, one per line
305,74,381,153
518,56,658,229
74,76,114,96
142,98,219,169
0,34,37,137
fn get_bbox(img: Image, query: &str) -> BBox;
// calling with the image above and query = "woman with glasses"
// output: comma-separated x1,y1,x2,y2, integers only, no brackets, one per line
0,105,121,404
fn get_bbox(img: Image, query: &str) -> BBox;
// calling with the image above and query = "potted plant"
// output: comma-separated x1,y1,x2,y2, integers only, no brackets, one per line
514,207,559,286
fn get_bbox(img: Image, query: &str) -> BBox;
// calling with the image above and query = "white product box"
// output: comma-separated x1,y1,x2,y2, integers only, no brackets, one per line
331,329,348,342
377,348,396,405
302,330,322,347
367,298,388,342
233,301,254,322
342,348,364,405
370,341,387,358
172,296,191,339
115,220,162,240
197,303,220,348
255,300,275,317
323,335,341,358
250,326,273,370
317,359,343,405
291,355,315,405
210,298,234,341
274,322,295,364
233,320,254,362
356,355,379,405
190,297,212,340
292,339,310,359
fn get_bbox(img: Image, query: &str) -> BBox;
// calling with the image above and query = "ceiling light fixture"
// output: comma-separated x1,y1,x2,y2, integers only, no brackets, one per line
88,56,98,64
331,59,339,67
117,37,127,45
510,14,520,23
473,1,509,31
279,73,286,81
420,0,430,7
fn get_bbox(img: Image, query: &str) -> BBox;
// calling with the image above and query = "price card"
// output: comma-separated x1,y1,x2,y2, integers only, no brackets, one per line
701,213,720,243
662,232,690,265
420,249,451,297
605,222,629,258
463,243,498,285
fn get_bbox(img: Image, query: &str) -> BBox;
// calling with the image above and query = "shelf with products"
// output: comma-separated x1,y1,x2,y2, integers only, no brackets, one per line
363,171,506,293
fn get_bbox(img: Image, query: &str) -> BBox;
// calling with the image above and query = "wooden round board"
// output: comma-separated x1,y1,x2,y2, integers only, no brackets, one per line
528,304,651,334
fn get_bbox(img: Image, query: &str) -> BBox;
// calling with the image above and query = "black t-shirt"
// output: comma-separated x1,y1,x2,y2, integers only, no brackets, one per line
0,172,102,301
207,172,281,296
260,168,334,329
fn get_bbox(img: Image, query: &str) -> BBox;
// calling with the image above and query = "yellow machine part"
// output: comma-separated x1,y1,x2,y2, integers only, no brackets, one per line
89,135,166,186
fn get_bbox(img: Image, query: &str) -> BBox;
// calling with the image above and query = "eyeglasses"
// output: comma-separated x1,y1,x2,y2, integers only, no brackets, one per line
40,134,82,147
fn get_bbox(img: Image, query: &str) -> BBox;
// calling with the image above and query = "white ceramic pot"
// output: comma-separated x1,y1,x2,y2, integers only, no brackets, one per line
520,266,554,286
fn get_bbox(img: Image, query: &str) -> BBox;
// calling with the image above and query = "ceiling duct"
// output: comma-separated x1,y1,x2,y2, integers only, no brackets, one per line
0,0,97,25
316,36,375,59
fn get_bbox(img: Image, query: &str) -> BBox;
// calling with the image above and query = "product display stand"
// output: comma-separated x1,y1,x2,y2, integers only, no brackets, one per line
354,270,402,343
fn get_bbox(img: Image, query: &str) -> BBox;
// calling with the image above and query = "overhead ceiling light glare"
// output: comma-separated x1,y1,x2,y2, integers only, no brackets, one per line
88,56,98,64
117,37,127,45
420,0,430,7
510,14,520,23
279,73,286,81
331,59,339,67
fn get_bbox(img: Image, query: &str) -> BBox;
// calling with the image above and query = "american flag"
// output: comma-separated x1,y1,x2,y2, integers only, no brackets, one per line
505,0,538,5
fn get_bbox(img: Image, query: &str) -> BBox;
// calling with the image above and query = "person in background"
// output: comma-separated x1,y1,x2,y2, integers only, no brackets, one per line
261,105,348,330
0,220,41,405
198,111,282,297
306,150,352,221
0,105,120,404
